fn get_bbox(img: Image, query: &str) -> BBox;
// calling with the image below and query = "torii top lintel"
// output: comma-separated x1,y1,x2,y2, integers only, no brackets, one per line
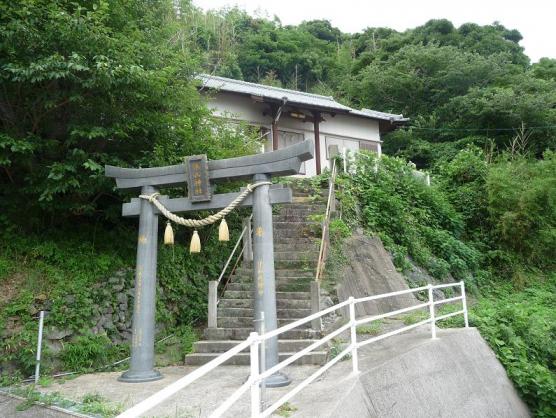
105,139,315,190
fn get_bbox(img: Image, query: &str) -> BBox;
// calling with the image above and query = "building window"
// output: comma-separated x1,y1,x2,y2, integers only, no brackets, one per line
359,141,379,152
264,129,306,174
325,136,360,159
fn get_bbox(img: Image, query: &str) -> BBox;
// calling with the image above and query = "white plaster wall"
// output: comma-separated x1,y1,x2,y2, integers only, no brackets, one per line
204,92,382,177
206,92,270,125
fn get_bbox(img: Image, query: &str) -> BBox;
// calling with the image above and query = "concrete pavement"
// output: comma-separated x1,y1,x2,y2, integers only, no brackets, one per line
36,327,529,417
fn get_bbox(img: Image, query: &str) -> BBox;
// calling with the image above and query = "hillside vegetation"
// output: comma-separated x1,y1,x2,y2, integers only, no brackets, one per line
332,152,555,416
0,1,554,416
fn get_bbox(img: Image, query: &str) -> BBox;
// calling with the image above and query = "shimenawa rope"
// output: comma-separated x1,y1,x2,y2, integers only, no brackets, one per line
139,181,272,228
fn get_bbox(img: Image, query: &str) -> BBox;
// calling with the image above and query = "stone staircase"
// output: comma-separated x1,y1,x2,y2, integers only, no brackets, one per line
185,185,328,366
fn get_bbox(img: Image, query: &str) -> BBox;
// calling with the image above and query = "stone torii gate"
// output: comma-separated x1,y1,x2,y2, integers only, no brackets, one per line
105,140,314,387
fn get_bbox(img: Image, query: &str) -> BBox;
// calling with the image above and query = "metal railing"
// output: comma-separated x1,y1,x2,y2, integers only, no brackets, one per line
117,281,469,418
216,215,253,289
315,158,337,282
208,215,253,328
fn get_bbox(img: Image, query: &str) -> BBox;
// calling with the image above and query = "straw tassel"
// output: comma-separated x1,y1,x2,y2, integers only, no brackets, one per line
190,230,201,253
219,218,229,242
164,221,174,245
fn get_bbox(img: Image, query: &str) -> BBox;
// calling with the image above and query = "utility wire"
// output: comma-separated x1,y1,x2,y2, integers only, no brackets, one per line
400,125,556,132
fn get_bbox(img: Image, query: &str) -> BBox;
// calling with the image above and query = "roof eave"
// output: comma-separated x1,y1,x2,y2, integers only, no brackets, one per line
198,79,410,125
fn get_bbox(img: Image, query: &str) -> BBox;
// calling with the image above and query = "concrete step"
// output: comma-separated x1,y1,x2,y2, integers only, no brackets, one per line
273,214,317,223
273,243,319,252
218,298,311,309
242,259,317,269
222,290,310,300
277,209,324,218
292,190,327,198
192,339,316,353
225,282,311,292
272,238,317,246
292,196,324,204
273,229,319,240
184,351,327,366
217,317,312,329
204,327,320,340
274,221,319,228
234,268,315,279
271,251,319,261
280,204,325,211
217,307,311,319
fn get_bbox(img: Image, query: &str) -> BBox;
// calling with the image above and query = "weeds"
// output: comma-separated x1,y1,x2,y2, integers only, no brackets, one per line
276,402,298,417
356,320,383,336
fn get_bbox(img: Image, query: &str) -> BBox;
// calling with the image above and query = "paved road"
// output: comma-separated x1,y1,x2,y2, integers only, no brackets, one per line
0,394,75,418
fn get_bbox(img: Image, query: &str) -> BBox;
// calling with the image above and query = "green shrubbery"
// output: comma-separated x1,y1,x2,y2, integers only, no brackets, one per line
335,149,555,416
471,275,556,417
59,334,128,373
0,212,244,376
0,0,259,380
487,152,556,270
338,152,479,282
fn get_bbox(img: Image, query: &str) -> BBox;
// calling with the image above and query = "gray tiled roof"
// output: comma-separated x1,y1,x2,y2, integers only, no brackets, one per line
197,74,408,123
350,108,410,122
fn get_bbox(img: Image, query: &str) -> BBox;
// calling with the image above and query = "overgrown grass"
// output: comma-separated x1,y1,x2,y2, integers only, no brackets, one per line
275,402,298,417
356,320,383,336
80,393,123,417
8,386,122,417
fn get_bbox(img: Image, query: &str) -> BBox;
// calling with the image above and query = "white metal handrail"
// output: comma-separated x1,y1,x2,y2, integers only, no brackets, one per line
117,281,469,418
263,299,350,340
117,336,254,418
216,215,252,286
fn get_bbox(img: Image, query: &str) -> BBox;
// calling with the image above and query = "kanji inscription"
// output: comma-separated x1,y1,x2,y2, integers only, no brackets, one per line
186,155,211,202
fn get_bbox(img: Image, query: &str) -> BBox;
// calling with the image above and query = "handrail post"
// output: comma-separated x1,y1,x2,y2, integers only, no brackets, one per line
243,217,253,263
208,281,218,329
461,281,469,328
348,297,359,374
249,332,261,418
259,312,266,410
310,281,322,330
428,284,436,339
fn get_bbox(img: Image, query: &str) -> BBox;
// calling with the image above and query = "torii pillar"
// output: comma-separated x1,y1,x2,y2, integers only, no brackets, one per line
105,140,314,386
252,173,289,387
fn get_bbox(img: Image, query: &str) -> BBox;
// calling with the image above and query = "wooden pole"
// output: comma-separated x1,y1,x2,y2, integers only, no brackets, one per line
313,112,321,175
271,119,279,151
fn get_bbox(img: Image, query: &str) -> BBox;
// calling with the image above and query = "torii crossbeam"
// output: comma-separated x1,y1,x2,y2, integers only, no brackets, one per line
106,140,315,387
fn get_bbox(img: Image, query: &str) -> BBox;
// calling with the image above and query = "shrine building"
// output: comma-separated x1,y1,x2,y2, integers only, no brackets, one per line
197,74,409,176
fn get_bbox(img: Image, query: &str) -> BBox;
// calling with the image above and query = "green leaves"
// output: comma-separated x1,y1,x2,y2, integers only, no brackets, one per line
473,276,556,416
0,0,260,220
340,152,478,281
486,152,556,268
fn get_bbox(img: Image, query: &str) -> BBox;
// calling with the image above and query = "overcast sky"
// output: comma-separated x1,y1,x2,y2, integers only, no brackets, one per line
192,0,555,63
